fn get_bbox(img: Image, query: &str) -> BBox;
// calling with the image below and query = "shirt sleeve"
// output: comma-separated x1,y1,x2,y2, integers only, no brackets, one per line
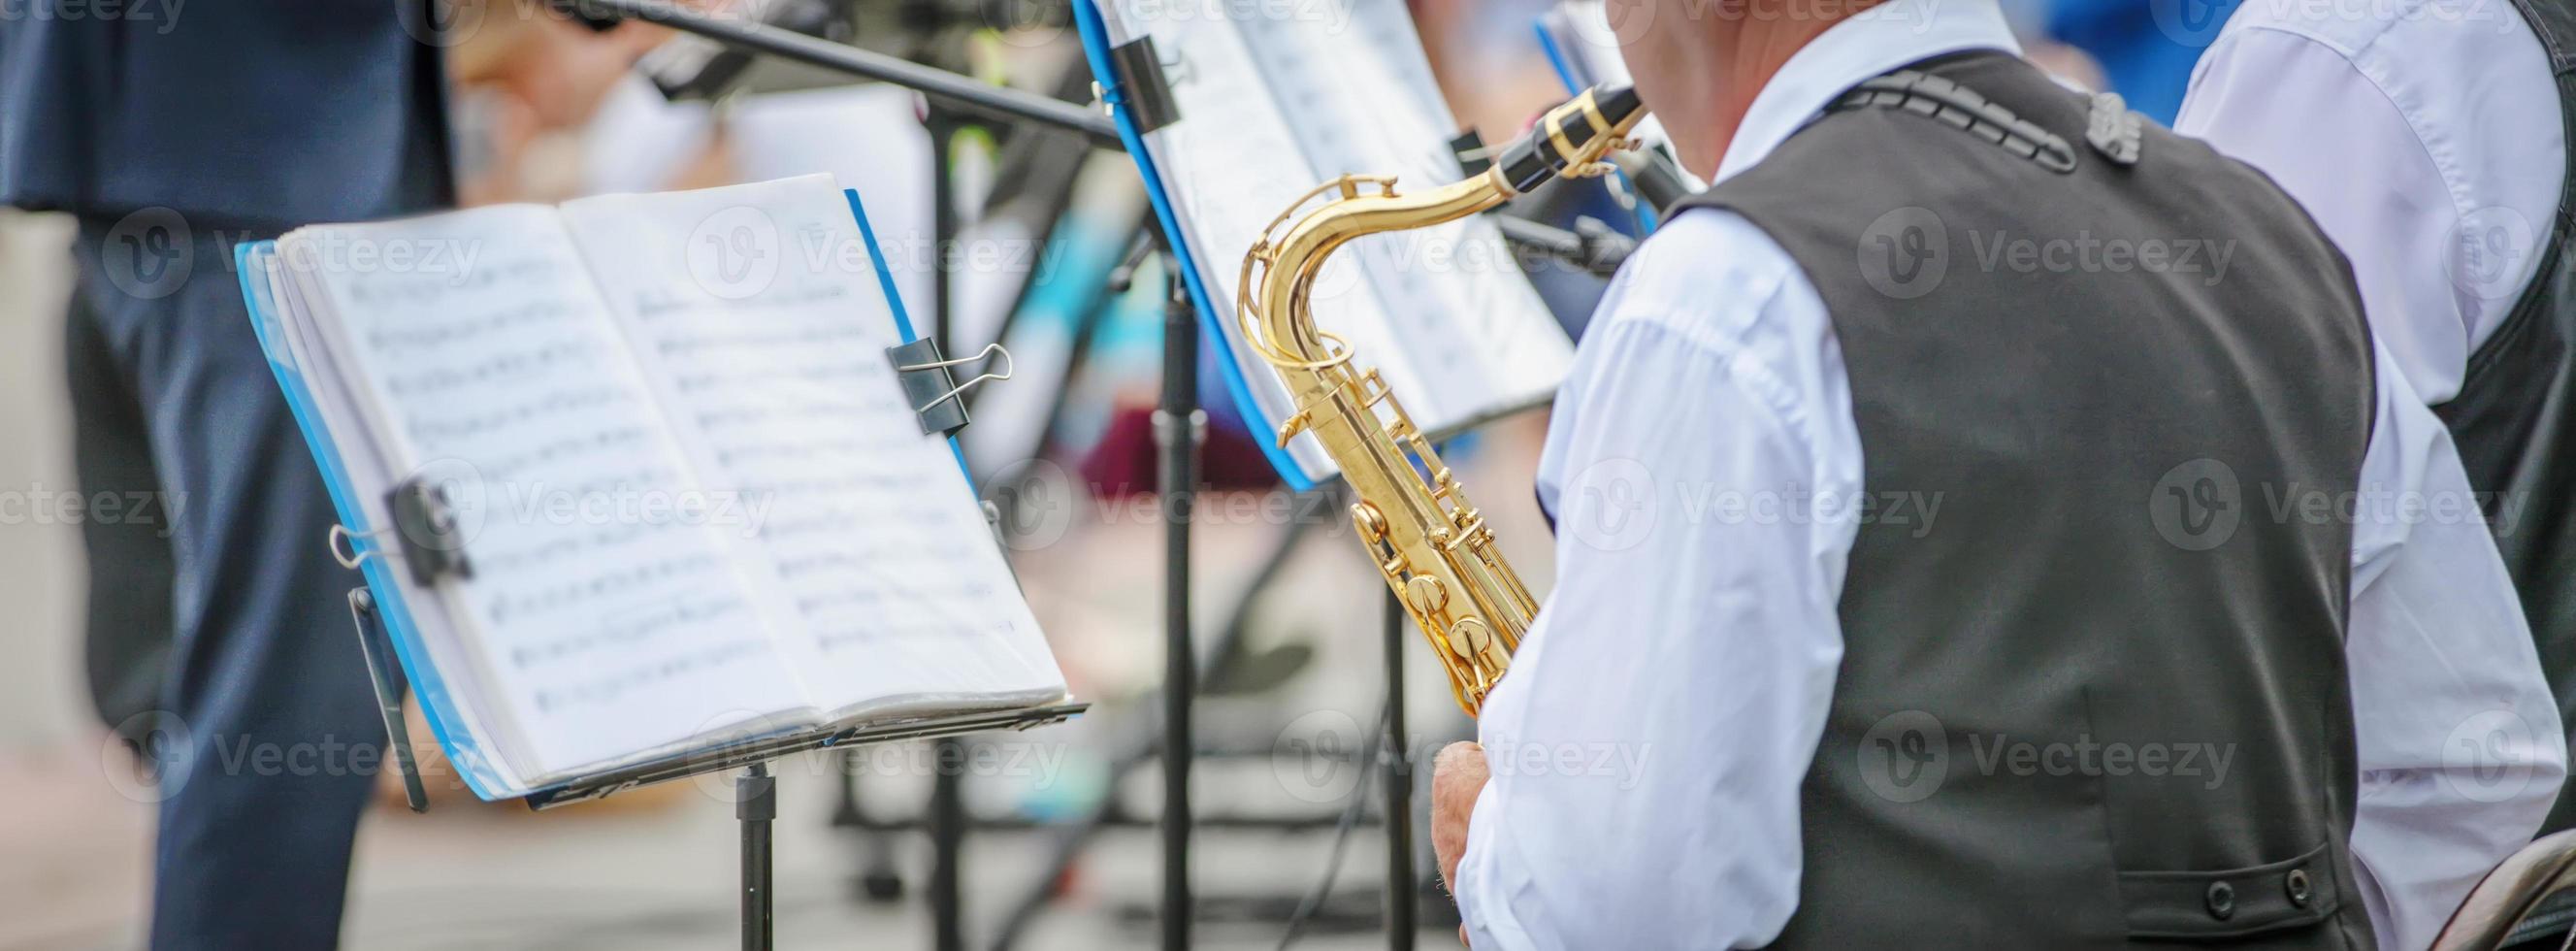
1450,211,1859,949
2342,340,2568,950
2174,23,2558,404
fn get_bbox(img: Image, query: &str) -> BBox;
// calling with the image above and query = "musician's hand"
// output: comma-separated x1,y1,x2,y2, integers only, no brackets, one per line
1430,740,1490,899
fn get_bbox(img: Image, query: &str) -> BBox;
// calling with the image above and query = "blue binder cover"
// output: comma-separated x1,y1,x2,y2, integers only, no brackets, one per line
235,187,963,800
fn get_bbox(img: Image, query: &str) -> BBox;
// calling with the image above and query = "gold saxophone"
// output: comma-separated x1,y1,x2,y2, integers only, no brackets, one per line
1236,85,1648,716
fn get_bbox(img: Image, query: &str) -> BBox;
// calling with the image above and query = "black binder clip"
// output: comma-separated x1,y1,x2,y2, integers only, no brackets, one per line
387,478,474,587
888,339,1012,437
1106,36,1182,134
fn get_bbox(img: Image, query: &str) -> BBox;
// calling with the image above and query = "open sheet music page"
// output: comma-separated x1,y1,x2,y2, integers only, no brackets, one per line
560,176,1065,717
256,175,1067,793
1092,0,1574,485
286,208,804,779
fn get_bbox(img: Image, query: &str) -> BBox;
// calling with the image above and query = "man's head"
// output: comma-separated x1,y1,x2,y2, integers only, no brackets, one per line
1607,0,1889,177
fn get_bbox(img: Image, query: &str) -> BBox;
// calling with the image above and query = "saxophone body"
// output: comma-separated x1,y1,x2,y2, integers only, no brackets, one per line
1236,85,1648,715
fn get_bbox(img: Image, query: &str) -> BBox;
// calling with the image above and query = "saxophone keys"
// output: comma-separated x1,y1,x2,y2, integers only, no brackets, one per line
1405,575,1449,614
1350,502,1387,542
1447,616,1489,666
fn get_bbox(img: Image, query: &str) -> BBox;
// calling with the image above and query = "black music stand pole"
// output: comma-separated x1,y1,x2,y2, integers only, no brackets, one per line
740,762,778,951
1156,263,1201,951
572,0,1121,146
1383,590,1415,950
926,109,970,951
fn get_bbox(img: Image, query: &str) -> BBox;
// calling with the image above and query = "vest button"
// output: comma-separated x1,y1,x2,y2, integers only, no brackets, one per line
2286,869,2313,907
2205,881,2236,920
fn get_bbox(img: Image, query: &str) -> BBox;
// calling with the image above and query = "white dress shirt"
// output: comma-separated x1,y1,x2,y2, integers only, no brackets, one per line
2174,0,2564,405
1451,2,2569,948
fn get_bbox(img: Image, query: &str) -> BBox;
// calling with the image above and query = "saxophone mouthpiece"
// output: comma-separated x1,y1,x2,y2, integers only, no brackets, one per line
1492,83,1649,194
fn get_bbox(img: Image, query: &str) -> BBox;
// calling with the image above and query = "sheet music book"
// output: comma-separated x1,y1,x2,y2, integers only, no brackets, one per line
237,174,1068,799
1074,0,1576,489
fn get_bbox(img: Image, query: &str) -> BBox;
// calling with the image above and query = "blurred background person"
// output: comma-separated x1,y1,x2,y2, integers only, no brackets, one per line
2174,0,2576,865
0,3,670,946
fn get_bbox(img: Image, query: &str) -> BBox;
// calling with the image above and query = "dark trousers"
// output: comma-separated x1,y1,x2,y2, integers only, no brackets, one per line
71,216,379,950
65,271,179,750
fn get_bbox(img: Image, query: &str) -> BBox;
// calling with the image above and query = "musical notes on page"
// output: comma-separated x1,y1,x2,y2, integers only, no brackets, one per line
288,207,810,773
561,175,1063,709
1100,0,1573,475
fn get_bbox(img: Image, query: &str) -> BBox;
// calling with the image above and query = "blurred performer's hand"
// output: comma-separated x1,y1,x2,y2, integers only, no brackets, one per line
449,13,674,204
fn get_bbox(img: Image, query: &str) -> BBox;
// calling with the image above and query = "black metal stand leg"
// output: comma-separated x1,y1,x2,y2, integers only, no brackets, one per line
833,750,906,902
1156,266,1201,951
926,112,972,951
740,763,777,951
1383,590,1415,950
347,589,430,813
929,738,967,951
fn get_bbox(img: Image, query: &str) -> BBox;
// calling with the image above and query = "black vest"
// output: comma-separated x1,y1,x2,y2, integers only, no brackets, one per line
2455,0,2576,835
1670,53,2377,948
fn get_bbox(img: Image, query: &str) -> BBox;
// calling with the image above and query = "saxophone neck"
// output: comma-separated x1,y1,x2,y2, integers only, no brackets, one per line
1257,173,1513,366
